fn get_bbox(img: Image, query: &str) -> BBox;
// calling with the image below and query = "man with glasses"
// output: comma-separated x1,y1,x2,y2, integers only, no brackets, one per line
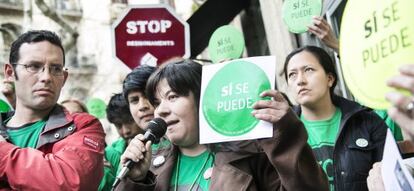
0,30,105,190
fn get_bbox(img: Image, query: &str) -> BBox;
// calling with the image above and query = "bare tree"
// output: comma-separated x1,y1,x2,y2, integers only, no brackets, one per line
34,0,79,51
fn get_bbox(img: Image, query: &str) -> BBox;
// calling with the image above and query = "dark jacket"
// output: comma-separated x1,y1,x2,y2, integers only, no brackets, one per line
294,95,387,191
116,110,329,191
0,105,105,190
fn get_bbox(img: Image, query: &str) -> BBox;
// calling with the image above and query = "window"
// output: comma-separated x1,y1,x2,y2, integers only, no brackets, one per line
325,0,353,99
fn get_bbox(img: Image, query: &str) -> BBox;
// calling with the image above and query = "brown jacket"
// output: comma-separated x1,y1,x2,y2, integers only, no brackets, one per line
117,110,329,191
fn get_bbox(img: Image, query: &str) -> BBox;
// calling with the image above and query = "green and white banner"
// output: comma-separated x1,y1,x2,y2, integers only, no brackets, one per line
0,93,12,112
199,56,276,144
282,0,322,33
87,98,107,119
208,25,245,63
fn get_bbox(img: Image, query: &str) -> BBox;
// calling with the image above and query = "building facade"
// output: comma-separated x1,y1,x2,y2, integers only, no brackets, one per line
0,0,348,143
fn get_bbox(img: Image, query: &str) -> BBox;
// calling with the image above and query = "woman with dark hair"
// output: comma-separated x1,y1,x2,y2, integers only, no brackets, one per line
116,59,329,190
283,46,387,191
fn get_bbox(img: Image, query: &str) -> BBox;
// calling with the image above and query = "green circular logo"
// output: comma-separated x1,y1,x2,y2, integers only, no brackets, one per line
0,99,11,112
282,0,322,33
86,98,107,119
202,60,271,136
208,25,245,63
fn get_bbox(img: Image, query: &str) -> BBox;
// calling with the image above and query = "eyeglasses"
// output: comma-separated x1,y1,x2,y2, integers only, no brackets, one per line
13,63,67,76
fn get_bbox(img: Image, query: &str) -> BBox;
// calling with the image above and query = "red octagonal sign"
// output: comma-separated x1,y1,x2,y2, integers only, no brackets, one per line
112,5,190,69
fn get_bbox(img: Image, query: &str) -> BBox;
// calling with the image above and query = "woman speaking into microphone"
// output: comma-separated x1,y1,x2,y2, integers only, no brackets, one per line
116,59,329,191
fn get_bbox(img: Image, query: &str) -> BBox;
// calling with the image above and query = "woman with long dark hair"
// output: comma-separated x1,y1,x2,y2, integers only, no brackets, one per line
283,46,387,191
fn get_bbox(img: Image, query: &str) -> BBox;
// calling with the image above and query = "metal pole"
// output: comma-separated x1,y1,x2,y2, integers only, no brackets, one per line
326,9,350,100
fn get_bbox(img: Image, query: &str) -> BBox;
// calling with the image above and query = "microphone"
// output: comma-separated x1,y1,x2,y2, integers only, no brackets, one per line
112,118,167,190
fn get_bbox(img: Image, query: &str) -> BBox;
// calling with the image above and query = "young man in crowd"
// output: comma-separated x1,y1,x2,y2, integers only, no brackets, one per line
122,65,170,154
99,93,144,191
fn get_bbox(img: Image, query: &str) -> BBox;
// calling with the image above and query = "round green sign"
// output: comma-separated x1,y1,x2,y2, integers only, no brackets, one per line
340,0,414,109
86,98,107,119
208,25,245,63
282,0,322,33
0,99,11,112
202,60,271,136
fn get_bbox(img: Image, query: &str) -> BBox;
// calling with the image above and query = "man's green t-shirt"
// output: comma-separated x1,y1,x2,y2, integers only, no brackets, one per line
301,108,341,191
7,120,46,148
170,150,214,191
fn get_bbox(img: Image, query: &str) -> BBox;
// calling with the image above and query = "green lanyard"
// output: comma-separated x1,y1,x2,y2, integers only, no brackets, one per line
174,152,212,191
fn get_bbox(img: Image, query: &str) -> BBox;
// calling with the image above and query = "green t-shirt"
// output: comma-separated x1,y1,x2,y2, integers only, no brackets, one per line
99,138,126,191
301,108,342,191
170,150,214,191
374,109,403,141
98,166,116,191
7,120,46,148
105,138,126,173
152,137,171,153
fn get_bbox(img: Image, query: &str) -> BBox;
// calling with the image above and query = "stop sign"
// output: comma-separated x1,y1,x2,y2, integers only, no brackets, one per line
112,5,190,69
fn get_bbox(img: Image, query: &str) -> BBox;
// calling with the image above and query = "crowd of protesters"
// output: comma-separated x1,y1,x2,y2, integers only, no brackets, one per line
0,13,413,191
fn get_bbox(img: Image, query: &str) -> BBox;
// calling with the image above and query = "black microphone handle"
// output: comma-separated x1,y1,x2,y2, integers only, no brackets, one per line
112,118,166,190
143,130,156,143
111,131,156,190
124,160,134,170
119,131,154,172
122,130,155,170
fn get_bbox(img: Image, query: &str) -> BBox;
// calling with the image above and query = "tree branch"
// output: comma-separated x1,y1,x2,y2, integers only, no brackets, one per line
34,0,79,51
